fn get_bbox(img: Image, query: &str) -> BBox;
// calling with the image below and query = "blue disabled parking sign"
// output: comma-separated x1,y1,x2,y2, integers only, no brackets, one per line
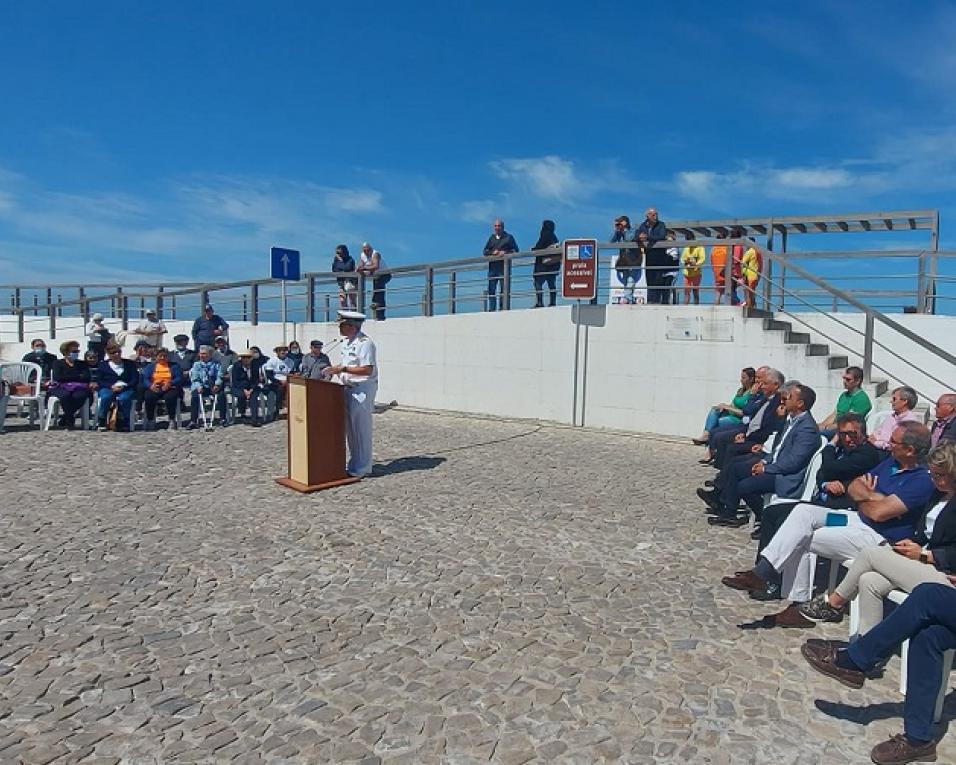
270,247,301,281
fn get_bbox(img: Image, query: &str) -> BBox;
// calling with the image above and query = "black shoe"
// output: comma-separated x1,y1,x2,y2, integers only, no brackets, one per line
750,525,762,540
696,487,723,512
703,479,715,488
187,422,199,430
749,581,782,601
708,515,749,528
698,457,715,465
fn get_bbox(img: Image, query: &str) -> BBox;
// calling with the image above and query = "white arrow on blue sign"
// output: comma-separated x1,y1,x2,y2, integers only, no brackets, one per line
270,247,301,281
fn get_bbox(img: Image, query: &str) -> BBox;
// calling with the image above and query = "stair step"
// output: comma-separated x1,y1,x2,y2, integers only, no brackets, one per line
743,307,774,319
784,331,810,344
763,319,792,331
806,344,829,356
828,356,849,369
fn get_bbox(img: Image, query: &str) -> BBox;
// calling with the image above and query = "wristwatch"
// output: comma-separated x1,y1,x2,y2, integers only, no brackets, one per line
919,552,929,564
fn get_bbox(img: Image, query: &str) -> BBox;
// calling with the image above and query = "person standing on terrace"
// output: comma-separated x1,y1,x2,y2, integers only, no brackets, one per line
483,219,518,312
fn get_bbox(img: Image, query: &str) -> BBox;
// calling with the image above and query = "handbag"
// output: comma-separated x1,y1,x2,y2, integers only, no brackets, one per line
10,382,32,396
106,400,119,431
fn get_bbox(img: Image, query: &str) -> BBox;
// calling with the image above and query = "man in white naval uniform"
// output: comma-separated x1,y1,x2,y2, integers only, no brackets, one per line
323,311,378,477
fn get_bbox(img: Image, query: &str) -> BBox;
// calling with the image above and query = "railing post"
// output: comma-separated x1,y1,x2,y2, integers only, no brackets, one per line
863,310,875,383
424,267,434,317
156,286,164,318
46,288,52,317
49,299,56,338
357,273,366,314
502,258,512,311
117,287,128,330
33,293,39,316
306,276,316,323
250,284,258,326
13,287,20,311
242,293,248,322
17,310,24,343
324,294,331,323
723,245,733,306
448,271,457,314
916,251,927,313
200,289,209,314
79,287,88,322
171,294,177,320
56,293,63,317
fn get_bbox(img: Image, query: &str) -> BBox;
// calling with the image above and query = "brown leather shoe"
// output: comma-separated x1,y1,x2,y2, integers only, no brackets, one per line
721,570,766,592
772,604,817,629
800,639,864,688
870,733,937,764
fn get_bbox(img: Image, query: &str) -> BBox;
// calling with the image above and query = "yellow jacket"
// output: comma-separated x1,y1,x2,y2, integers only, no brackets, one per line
742,247,762,280
681,245,705,277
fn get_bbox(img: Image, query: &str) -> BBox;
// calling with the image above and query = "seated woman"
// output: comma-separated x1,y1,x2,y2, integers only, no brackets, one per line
799,441,956,631
96,344,139,431
693,366,757,446
142,348,183,430
50,340,94,430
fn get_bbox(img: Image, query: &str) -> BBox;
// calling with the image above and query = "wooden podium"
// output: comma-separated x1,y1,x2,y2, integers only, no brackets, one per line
275,376,360,493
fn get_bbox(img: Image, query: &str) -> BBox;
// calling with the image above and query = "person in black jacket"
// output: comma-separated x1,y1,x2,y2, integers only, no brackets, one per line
49,340,94,430
22,339,57,385
483,219,518,312
753,413,882,557
531,220,559,308
799,441,956,630
95,344,139,431
333,245,357,310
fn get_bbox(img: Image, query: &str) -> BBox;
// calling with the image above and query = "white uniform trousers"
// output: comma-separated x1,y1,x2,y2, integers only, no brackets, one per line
761,502,885,602
345,380,377,477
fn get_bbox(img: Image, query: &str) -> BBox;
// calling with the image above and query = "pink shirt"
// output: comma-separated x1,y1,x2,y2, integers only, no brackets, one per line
871,409,922,449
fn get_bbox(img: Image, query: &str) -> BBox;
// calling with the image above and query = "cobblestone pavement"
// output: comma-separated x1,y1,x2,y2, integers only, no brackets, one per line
1,409,954,764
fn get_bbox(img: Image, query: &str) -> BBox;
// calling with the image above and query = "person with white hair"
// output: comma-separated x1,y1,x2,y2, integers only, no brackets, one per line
85,313,113,360
357,242,391,320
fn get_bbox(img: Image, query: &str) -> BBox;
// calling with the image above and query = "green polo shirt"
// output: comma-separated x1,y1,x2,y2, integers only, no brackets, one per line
836,387,872,418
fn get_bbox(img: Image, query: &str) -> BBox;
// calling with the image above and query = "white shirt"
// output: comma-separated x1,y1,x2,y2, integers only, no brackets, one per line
263,356,294,382
134,318,167,347
924,499,948,540
341,332,377,384
359,249,387,272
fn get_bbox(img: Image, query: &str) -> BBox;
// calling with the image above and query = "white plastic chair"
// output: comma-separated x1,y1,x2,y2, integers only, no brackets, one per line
0,361,46,428
44,394,92,431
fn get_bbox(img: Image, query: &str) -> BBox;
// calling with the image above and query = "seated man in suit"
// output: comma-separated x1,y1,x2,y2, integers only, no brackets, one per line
746,412,883,601
931,392,956,447
706,384,820,528
710,368,786,469
722,421,935,627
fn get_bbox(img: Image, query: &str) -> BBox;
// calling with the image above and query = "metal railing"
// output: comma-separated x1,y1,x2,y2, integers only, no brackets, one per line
3,242,956,400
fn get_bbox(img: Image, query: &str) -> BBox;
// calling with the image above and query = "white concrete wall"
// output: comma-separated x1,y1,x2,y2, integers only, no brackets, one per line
3,306,953,438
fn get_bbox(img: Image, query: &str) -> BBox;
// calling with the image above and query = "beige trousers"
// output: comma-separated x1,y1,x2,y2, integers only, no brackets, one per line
834,543,953,635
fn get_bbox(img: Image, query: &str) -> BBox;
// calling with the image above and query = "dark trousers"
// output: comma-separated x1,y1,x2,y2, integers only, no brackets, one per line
714,452,762,495
711,424,747,464
718,460,776,519
645,271,664,304
371,274,390,320
847,582,956,742
533,272,557,307
51,388,91,426
190,387,227,423
144,387,180,420
233,387,261,418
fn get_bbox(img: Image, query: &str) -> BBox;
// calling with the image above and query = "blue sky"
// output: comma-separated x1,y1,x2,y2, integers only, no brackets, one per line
1,0,954,285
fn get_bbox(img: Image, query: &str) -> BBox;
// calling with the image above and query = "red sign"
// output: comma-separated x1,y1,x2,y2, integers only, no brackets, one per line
562,239,598,300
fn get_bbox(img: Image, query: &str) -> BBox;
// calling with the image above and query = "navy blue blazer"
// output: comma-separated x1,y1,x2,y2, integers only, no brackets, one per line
764,413,821,497
96,359,139,390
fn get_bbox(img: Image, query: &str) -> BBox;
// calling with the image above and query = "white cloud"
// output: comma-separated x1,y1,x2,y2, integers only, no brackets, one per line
459,199,499,223
769,168,853,190
490,155,580,203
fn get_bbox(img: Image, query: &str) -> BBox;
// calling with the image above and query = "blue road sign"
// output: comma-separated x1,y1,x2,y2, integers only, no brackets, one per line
270,247,301,281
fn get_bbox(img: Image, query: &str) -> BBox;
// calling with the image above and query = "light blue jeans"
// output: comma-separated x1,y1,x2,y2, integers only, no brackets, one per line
703,407,739,434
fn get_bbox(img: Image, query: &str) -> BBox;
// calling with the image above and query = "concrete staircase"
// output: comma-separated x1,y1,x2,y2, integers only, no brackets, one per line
742,307,892,404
